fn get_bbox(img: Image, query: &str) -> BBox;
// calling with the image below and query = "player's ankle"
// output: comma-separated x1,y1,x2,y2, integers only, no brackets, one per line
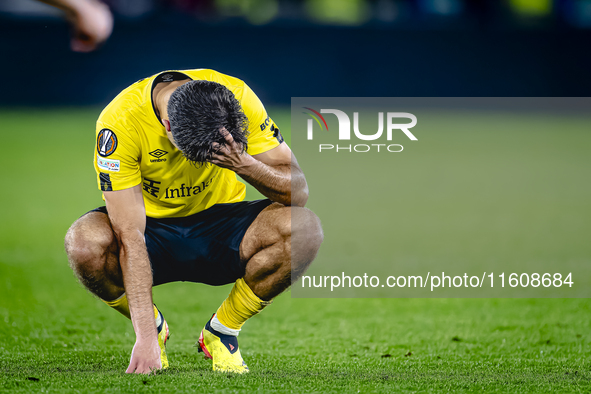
154,305,163,328
210,314,240,337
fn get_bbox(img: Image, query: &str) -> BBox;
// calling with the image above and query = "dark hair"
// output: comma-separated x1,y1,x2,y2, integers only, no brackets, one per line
167,80,249,165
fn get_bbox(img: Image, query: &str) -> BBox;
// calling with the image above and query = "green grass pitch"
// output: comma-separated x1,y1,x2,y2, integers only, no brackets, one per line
0,108,590,393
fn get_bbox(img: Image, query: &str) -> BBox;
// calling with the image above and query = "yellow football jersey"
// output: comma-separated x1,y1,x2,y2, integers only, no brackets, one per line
93,69,282,218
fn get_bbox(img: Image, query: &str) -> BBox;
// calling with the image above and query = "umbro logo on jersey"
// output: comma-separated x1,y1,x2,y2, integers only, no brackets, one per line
97,129,117,157
149,149,168,162
162,73,174,82
149,149,168,158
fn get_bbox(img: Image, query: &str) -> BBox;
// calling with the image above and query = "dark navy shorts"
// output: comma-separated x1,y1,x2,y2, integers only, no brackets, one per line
88,199,273,286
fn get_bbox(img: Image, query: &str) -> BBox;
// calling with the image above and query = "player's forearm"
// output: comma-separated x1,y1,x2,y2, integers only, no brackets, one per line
235,156,309,207
116,233,157,341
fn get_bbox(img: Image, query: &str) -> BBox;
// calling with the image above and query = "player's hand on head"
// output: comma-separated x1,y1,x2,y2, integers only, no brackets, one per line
68,0,113,52
126,337,162,374
208,128,253,171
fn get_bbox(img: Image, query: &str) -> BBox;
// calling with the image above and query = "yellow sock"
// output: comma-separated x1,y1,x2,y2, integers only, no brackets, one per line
102,293,159,322
215,278,272,331
103,293,131,319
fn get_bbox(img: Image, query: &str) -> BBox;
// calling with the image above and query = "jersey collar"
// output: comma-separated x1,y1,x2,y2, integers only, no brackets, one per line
150,71,193,126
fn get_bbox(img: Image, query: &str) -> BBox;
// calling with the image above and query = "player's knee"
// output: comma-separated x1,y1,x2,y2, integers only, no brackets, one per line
291,207,323,255
64,214,115,275
273,206,322,242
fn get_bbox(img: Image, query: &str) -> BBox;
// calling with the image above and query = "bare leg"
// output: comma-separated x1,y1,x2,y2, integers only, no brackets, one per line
240,203,323,300
64,211,124,301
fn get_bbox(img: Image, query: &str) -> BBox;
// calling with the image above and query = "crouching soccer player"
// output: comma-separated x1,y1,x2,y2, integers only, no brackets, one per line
64,69,323,374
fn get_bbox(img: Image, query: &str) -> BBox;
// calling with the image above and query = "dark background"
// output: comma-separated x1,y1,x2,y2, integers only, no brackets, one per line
2,0,591,106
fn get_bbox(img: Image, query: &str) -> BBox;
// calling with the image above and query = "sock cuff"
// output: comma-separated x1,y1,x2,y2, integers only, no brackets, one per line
154,305,162,328
211,314,241,336
102,293,127,307
102,293,131,320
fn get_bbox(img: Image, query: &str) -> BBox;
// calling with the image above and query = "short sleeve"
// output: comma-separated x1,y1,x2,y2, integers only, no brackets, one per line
93,121,142,192
239,82,283,156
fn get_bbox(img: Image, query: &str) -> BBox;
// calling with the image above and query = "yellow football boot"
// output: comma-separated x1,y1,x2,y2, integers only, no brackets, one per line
197,315,249,374
154,305,170,369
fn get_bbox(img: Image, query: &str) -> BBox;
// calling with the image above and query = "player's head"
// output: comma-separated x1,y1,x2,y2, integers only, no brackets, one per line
167,80,249,165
